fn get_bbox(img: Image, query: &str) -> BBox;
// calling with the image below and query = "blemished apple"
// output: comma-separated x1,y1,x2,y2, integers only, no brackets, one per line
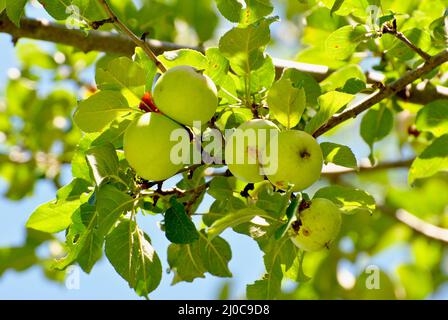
225,119,279,183
290,198,342,252
124,112,186,181
265,130,323,191
153,65,218,127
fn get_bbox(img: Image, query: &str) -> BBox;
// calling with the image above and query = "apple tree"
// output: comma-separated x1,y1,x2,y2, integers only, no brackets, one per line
1,0,448,299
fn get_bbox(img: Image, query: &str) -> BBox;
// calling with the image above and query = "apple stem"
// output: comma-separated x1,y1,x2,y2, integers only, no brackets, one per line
97,0,167,73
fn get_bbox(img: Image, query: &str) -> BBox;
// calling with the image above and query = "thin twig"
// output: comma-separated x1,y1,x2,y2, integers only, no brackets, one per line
380,206,448,244
313,49,448,137
185,181,211,214
382,21,431,62
322,158,414,177
97,0,166,72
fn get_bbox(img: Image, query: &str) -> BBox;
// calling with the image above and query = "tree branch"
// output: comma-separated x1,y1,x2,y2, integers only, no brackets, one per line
0,14,446,105
395,209,448,243
382,22,431,62
322,158,414,176
380,206,448,244
313,49,448,137
96,0,166,72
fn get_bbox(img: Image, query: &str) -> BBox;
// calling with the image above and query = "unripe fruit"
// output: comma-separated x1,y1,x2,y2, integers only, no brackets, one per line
225,119,279,183
153,66,218,126
265,130,323,191
290,198,342,252
124,113,186,181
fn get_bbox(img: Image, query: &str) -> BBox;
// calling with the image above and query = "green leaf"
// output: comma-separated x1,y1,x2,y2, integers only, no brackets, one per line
249,54,276,94
253,183,289,219
330,0,345,15
165,199,199,244
325,25,367,60
167,242,206,283
205,47,230,85
320,64,366,92
37,0,92,21
275,198,299,240
72,134,98,182
321,0,377,19
241,0,274,25
198,231,232,278
0,246,37,277
16,42,56,69
158,49,208,70
85,143,119,185
105,219,162,298
26,179,90,233
397,265,433,299
320,142,357,169
133,47,157,92
56,185,134,272
74,90,131,133
0,0,6,13
283,68,321,107
96,57,146,106
207,176,240,200
305,91,354,134
219,18,275,75
246,274,281,299
378,14,396,26
415,99,448,137
267,75,306,129
360,106,393,161
56,203,103,272
284,250,310,283
342,78,366,94
168,231,232,283
409,135,448,184
386,179,448,218
6,0,27,26
203,197,247,227
176,0,218,42
92,118,132,149
215,0,242,23
247,236,296,299
314,185,376,214
95,184,133,236
208,207,273,239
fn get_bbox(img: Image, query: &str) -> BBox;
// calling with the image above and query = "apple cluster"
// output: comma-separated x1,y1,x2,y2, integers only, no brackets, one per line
225,121,323,191
224,120,342,251
124,66,219,181
123,65,342,252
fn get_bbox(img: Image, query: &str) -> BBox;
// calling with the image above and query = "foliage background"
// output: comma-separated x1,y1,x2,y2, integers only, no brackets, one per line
1,0,448,299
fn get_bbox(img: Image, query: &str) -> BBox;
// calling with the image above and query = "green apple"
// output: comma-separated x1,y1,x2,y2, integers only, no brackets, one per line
153,65,218,127
225,119,279,183
124,112,187,181
290,198,342,252
265,130,323,191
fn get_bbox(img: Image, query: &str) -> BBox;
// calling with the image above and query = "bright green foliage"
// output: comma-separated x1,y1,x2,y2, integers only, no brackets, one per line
320,142,357,169
105,219,162,298
0,0,447,301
